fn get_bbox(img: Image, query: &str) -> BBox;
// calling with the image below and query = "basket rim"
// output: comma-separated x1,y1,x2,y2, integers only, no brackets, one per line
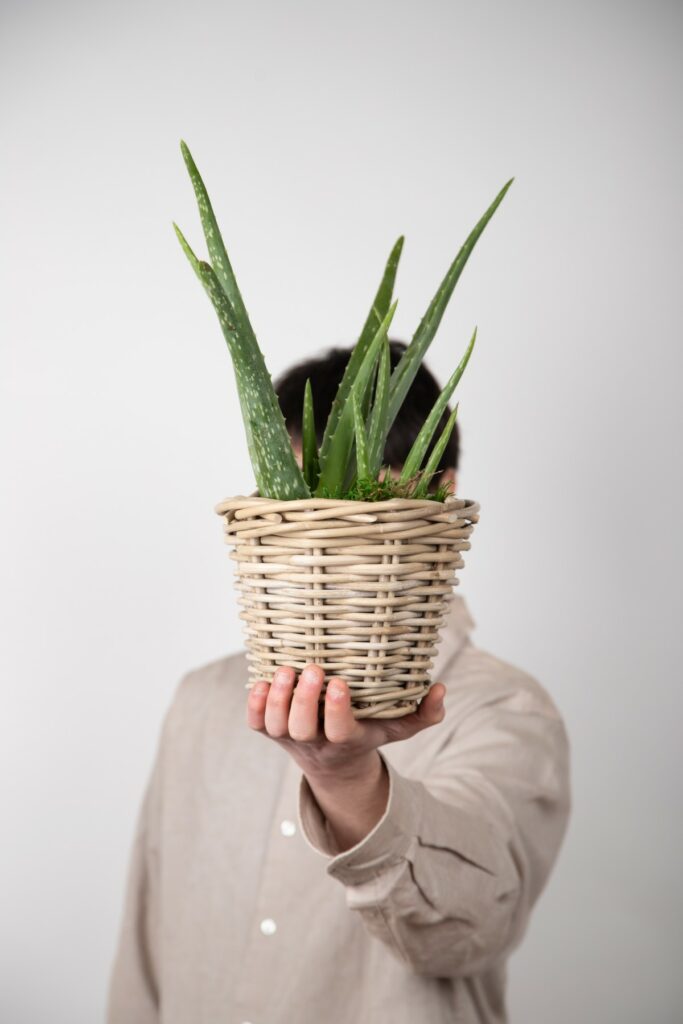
214,491,479,518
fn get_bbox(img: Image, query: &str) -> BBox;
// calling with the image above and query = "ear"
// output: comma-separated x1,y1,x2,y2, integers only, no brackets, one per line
290,438,303,468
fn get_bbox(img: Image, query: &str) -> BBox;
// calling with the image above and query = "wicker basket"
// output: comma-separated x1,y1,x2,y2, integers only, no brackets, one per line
215,494,480,719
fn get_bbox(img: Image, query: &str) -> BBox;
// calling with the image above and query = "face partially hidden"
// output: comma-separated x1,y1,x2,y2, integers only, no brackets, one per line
289,439,457,492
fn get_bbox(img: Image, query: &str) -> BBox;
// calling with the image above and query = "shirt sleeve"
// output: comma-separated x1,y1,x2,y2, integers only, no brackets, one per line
105,701,173,1023
297,685,571,979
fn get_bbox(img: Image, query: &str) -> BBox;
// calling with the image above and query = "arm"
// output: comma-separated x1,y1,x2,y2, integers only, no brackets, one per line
298,689,571,979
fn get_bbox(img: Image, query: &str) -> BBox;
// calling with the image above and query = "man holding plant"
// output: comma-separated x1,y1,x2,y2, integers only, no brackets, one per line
106,144,571,1022
107,344,571,1024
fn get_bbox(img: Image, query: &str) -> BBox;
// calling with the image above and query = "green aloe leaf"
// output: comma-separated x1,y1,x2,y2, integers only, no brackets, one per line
413,402,459,498
352,391,370,479
174,223,309,499
315,299,398,497
318,236,404,465
387,178,513,437
302,378,320,491
179,140,253,328
366,337,391,477
399,326,476,484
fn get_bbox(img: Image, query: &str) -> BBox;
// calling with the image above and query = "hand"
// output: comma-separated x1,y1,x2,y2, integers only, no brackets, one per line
246,663,446,783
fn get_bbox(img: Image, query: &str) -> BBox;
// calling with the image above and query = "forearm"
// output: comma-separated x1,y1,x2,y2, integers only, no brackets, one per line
303,749,390,852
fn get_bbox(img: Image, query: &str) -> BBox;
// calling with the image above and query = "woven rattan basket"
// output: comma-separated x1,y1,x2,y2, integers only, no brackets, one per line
215,493,480,719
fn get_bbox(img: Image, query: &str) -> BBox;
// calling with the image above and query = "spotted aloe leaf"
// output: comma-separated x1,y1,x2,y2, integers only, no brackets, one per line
352,391,370,479
314,299,398,497
179,140,251,326
302,378,320,492
318,235,404,466
366,337,391,478
173,220,309,500
386,178,513,440
399,326,477,484
413,402,460,498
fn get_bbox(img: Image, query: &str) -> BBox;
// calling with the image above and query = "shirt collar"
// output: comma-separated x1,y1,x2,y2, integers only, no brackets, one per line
431,591,476,682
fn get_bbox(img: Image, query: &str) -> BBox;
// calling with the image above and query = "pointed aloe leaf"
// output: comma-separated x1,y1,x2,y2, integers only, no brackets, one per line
302,378,320,492
315,299,398,497
173,221,203,282
387,178,513,435
360,354,379,423
175,227,309,498
399,326,476,484
342,357,379,492
318,235,404,464
366,337,391,477
352,391,370,479
180,140,253,329
414,402,459,498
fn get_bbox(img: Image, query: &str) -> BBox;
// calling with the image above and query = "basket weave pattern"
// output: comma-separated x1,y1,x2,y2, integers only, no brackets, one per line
215,494,480,719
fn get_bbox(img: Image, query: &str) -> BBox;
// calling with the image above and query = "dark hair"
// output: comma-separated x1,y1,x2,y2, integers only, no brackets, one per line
274,339,459,477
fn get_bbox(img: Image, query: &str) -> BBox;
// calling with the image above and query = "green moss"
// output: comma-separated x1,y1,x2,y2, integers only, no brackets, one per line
317,471,455,503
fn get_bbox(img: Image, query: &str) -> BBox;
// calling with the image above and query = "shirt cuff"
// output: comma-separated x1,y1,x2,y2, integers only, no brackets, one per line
297,749,424,885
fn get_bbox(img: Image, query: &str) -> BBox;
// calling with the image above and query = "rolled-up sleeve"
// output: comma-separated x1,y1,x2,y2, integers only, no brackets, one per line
297,689,571,979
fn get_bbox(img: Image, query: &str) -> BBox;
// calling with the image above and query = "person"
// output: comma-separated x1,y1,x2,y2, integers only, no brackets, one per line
106,341,571,1024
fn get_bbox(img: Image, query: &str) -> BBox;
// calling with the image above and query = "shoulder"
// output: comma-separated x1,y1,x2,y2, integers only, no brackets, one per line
443,641,571,813
449,639,566,724
161,647,249,738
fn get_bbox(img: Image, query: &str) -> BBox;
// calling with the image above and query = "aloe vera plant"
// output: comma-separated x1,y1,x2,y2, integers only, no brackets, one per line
174,140,513,501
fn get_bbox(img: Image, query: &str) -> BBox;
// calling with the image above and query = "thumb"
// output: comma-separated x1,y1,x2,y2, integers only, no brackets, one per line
415,683,446,726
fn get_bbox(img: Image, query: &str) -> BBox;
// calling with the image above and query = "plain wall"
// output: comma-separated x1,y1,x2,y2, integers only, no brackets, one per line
1,1,681,1020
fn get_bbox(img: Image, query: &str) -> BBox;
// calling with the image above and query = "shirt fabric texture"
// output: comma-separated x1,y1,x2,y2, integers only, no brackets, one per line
106,593,571,1024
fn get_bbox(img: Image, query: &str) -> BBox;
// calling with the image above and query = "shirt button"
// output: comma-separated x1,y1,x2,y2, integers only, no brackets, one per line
260,917,277,936
280,819,296,837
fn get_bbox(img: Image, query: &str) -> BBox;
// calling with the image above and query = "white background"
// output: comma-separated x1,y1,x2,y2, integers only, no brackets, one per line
2,1,681,1020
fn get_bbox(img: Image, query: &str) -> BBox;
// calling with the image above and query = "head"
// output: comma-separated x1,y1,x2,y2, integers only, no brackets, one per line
274,339,459,492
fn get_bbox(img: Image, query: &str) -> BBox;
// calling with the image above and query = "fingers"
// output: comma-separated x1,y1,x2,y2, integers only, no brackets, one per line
246,679,271,732
415,682,446,724
400,682,447,733
288,665,324,741
323,677,362,744
246,668,445,745
377,682,447,744
263,665,297,738
247,664,325,742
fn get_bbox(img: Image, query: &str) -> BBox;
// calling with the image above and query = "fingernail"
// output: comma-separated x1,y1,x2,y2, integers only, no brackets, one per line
254,682,269,698
328,682,346,702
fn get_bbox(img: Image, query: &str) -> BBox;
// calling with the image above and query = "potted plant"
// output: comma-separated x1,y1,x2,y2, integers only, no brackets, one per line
174,141,512,719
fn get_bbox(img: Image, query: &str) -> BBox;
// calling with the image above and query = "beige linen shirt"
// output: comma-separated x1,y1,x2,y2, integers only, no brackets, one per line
107,594,571,1024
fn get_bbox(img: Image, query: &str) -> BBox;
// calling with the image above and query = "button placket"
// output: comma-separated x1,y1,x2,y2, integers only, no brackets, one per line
234,759,308,1020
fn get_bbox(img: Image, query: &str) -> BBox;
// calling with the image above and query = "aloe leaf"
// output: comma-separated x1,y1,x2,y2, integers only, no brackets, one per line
302,378,320,491
399,326,476,484
366,337,391,477
318,235,404,464
343,354,380,491
175,228,309,498
173,222,203,280
413,402,459,498
180,140,253,327
387,178,513,435
315,299,398,497
352,391,370,479
360,353,379,423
